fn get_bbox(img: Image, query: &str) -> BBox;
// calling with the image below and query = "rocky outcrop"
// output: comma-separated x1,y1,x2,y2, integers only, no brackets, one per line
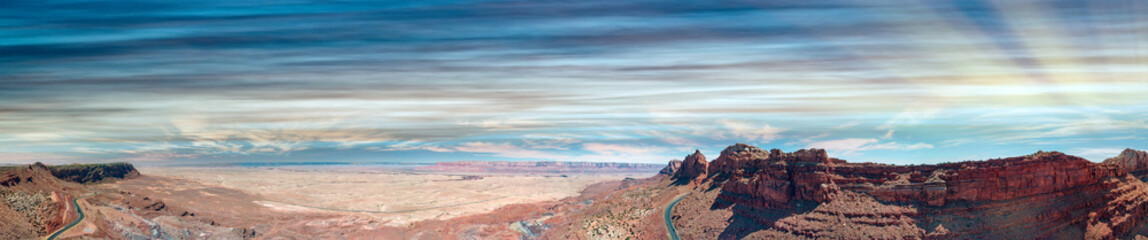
708,144,838,207
420,161,664,174
842,151,1125,206
47,162,140,184
707,143,769,178
1104,148,1148,173
658,160,682,176
674,150,707,180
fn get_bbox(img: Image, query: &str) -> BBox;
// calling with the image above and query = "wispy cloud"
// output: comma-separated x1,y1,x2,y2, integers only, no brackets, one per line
459,118,550,131
833,121,860,130
808,138,934,156
713,120,785,143
1000,116,1148,141
0,0,1144,164
451,142,564,160
1068,147,1126,162
370,140,456,153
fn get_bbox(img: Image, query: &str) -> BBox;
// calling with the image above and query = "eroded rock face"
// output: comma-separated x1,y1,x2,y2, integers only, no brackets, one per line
714,148,1129,207
674,150,707,180
697,144,1148,239
1104,148,1148,173
709,144,837,207
707,143,768,178
844,151,1126,206
1085,175,1148,240
771,191,924,239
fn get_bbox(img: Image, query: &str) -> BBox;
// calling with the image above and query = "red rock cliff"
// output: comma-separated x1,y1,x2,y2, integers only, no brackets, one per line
708,144,838,207
693,144,1148,239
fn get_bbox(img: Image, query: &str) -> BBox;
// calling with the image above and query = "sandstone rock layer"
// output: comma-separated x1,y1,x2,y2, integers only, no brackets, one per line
675,144,1148,240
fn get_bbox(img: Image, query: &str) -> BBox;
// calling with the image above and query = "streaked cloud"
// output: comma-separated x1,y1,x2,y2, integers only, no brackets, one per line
0,0,1144,164
451,142,563,160
1068,147,1128,162
713,120,786,143
809,138,934,156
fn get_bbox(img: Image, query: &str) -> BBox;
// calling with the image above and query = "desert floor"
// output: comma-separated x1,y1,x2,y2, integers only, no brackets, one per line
139,167,647,226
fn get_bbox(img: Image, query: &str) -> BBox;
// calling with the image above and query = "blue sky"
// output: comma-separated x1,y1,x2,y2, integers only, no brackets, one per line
1,0,1145,165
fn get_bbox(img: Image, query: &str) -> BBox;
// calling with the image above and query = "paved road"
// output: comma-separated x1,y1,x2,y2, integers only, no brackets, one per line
46,194,91,240
664,193,689,240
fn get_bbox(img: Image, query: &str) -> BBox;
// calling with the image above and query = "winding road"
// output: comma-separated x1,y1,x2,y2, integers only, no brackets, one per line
664,193,689,240
46,194,91,240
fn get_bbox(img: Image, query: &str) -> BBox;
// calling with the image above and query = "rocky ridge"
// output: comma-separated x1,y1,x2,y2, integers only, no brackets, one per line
671,144,1148,239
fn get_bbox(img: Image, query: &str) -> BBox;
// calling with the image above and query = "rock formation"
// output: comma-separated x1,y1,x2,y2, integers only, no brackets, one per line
706,144,838,207
674,150,707,180
672,144,1148,239
1105,148,1148,173
658,159,682,176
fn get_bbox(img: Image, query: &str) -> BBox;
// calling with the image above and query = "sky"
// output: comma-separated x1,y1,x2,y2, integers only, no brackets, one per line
1,0,1146,165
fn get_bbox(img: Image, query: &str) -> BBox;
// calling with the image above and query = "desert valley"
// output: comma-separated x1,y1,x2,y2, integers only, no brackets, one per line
3,0,1146,239
5,145,1148,239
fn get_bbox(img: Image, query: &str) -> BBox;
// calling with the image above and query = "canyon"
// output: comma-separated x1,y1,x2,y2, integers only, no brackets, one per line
5,145,1148,239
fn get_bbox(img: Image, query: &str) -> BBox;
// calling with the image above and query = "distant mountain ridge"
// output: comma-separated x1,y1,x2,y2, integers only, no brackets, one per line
420,161,665,174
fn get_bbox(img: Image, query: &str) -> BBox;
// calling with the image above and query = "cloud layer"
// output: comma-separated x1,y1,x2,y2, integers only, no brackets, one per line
1,0,1145,164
